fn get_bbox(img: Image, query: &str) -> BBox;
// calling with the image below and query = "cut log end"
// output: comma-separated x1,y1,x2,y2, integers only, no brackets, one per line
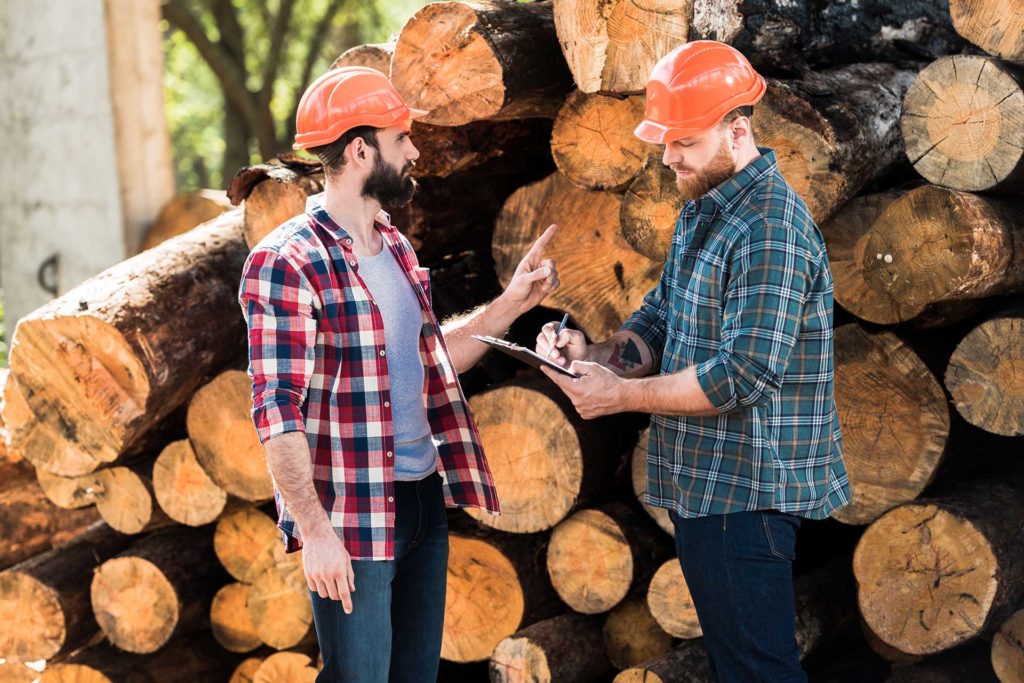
330,42,394,74
248,555,311,650
949,0,1024,63
631,430,673,536
620,160,686,262
489,636,551,682
0,571,65,661
946,315,1024,437
144,190,231,251
992,608,1024,683
36,469,100,510
252,652,319,683
230,657,266,683
243,176,315,249
90,556,179,653
547,508,632,613
153,439,228,526
603,595,673,670
442,535,525,663
854,504,999,655
93,466,158,535
647,559,701,639
902,54,1024,192
212,583,261,653
40,664,112,683
214,506,280,582
188,370,272,502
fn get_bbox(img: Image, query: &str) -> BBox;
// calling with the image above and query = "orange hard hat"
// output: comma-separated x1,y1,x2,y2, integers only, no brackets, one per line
293,67,429,150
634,41,766,145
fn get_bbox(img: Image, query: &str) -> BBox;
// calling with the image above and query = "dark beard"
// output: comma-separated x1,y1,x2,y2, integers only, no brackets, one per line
675,138,737,201
362,156,417,212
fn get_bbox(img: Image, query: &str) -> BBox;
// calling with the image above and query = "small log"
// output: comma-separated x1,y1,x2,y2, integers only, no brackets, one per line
0,522,130,662
493,172,661,342
949,0,1024,64
859,186,1024,320
444,520,562,663
247,550,311,650
153,438,229,525
91,456,173,535
7,210,248,476
212,582,261,653
631,427,673,536
36,468,100,510
551,91,655,192
646,558,702,640
992,607,1024,683
330,41,394,73
391,0,574,126
187,369,272,502
234,162,324,250
142,190,232,251
465,377,630,533
252,651,320,683
602,595,673,670
489,613,614,683
619,159,686,262
902,55,1024,192
214,505,281,583
832,325,950,525
0,460,101,571
231,656,267,683
854,481,1024,655
546,502,671,614
945,310,1024,437
90,525,229,653
40,631,244,683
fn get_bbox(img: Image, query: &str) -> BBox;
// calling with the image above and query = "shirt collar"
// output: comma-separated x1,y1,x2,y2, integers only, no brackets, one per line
704,147,778,214
306,192,393,248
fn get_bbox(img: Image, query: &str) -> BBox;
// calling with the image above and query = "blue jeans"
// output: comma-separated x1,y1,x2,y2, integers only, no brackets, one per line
310,472,448,683
670,509,806,683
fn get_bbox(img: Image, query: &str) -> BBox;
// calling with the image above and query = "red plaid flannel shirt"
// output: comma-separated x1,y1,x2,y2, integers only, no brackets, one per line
238,198,499,560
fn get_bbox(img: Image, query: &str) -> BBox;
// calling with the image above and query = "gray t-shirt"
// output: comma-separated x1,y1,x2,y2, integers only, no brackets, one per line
356,246,438,481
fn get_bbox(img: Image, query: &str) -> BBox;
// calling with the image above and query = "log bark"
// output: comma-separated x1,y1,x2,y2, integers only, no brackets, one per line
949,0,1024,64
212,582,262,653
40,631,244,683
153,438,230,525
0,522,129,662
602,594,674,670
992,607,1024,683
0,460,101,571
444,519,562,663
489,613,614,682
330,41,394,73
142,190,232,251
857,186,1024,322
493,172,661,342
854,481,1024,655
546,502,672,614
90,524,230,653
902,55,1024,192
884,641,1001,683
631,427,673,536
646,558,702,640
247,550,312,650
945,309,1024,437
551,91,656,192
391,0,574,126
464,377,631,533
409,119,554,179
213,505,281,583
187,369,272,502
832,325,950,525
7,210,249,476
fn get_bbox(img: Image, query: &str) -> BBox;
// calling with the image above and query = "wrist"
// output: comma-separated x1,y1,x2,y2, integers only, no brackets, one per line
491,292,522,325
615,378,640,412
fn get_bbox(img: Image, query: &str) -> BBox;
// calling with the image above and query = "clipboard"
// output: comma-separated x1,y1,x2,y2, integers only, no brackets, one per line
472,335,582,378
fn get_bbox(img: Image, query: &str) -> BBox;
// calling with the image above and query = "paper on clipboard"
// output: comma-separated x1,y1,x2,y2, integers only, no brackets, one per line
472,335,582,378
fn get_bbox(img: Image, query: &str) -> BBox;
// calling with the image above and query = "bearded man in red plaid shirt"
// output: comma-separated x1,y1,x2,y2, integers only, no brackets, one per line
238,67,560,682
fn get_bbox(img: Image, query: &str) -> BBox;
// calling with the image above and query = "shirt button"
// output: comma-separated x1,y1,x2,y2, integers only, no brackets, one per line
379,350,386,357
388,496,394,503
387,451,393,458
384,401,390,408
349,260,356,267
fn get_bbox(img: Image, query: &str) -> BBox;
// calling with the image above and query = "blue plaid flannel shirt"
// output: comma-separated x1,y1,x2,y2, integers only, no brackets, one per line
622,148,850,520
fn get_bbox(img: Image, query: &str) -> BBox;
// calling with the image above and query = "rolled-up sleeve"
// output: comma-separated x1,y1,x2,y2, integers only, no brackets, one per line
620,241,677,362
238,248,317,443
696,221,813,413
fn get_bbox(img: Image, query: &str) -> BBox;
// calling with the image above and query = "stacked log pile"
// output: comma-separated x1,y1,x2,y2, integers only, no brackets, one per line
2,1,1022,681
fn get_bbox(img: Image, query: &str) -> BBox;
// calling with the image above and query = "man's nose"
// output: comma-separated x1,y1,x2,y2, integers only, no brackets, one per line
662,145,680,167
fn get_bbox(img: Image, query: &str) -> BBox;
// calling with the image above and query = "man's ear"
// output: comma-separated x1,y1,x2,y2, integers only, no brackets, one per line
345,138,372,168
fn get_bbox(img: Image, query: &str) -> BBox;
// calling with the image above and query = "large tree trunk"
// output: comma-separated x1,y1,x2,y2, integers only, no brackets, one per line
854,481,1024,655
464,378,632,533
949,0,1024,65
489,613,615,682
444,519,562,663
391,0,574,126
902,55,1024,193
945,308,1024,437
602,595,674,670
7,210,248,477
832,325,950,525
0,522,130,662
493,172,661,342
621,64,915,261
90,525,230,653
546,502,671,614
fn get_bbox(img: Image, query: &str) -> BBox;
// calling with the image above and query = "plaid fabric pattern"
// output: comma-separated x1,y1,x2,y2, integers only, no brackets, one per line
239,197,498,560
622,148,850,520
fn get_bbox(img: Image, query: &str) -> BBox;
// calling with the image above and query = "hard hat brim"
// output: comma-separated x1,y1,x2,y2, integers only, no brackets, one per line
293,105,431,150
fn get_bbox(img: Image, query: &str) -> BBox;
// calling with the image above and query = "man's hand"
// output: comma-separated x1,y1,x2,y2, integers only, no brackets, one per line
536,322,587,367
541,361,628,419
500,224,560,315
302,528,356,613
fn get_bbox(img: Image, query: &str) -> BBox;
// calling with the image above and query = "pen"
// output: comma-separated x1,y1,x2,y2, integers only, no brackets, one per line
555,312,569,336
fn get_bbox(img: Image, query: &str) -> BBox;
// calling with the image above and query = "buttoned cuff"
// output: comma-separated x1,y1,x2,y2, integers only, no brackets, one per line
695,356,739,414
253,397,306,443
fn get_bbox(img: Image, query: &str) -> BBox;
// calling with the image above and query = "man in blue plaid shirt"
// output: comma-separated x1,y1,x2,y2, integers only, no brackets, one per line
538,42,850,682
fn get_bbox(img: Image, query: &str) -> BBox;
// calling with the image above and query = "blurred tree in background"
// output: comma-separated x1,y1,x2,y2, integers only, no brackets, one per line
161,0,427,190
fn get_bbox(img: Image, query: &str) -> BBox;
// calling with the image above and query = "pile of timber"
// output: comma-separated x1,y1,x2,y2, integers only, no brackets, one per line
2,1,1023,681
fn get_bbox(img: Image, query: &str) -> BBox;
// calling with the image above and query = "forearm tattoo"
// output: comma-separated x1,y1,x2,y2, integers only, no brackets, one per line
608,338,643,371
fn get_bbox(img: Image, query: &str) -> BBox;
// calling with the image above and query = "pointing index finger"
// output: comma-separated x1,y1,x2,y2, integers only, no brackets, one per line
526,224,558,259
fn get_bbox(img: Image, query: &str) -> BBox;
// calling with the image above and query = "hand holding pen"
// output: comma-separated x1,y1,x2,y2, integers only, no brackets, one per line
535,312,588,367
